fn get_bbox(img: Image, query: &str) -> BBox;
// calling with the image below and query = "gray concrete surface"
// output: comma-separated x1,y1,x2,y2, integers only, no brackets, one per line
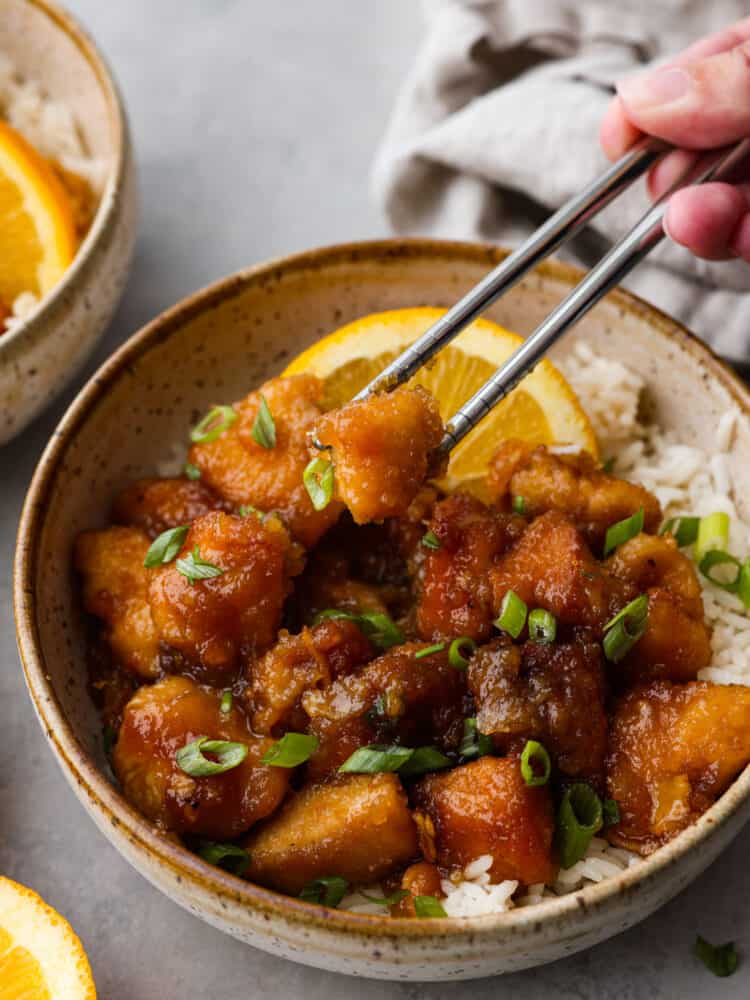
1,2,748,996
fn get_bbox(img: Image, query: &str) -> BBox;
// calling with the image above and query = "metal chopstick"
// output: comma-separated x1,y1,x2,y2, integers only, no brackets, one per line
353,137,667,401
438,138,750,456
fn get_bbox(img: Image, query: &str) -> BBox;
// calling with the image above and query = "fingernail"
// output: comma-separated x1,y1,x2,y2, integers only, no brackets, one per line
617,67,690,109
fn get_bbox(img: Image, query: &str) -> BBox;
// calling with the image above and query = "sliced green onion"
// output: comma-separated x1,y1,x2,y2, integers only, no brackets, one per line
338,744,413,774
520,740,551,787
313,609,404,650
602,798,620,826
738,559,750,608
190,404,238,444
699,550,742,591
603,594,649,663
659,515,699,547
184,462,201,480
143,525,189,568
261,732,319,767
603,507,644,557
398,746,451,779
601,457,615,474
512,495,526,514
459,717,492,761
238,504,263,520
251,394,276,449
299,876,349,908
414,643,446,660
414,895,447,918
494,590,528,639
358,889,409,908
527,609,557,644
448,636,477,670
197,841,250,876
421,530,441,550
555,783,603,869
176,736,248,777
694,936,739,978
175,546,224,585
303,456,335,511
219,691,233,714
695,511,730,562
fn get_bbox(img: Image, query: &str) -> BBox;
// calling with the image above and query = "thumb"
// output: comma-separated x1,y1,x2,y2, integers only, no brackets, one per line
617,42,750,149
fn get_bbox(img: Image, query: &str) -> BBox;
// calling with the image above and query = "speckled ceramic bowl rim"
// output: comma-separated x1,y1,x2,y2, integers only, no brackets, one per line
14,238,750,943
0,0,129,351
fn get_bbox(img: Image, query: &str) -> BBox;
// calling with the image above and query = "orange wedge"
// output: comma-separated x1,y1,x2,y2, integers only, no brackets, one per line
0,876,96,999
283,307,597,494
0,120,77,307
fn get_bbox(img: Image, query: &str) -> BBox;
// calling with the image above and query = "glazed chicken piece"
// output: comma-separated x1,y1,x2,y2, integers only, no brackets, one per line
605,533,711,683
487,440,661,550
312,385,444,524
245,774,419,894
388,861,444,917
247,619,375,736
75,526,161,679
490,511,635,630
302,642,468,781
607,680,750,854
416,494,526,642
112,676,289,839
292,545,392,624
413,756,557,885
112,476,227,538
188,375,343,547
468,633,608,786
148,510,300,677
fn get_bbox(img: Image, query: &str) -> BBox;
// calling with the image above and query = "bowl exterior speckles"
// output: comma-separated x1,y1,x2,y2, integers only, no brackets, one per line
0,0,137,444
14,240,750,980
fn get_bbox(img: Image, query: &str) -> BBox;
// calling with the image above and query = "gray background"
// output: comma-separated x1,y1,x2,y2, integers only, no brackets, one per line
1,1,747,996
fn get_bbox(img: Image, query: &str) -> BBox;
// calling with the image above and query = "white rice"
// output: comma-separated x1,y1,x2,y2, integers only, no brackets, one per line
341,341,750,918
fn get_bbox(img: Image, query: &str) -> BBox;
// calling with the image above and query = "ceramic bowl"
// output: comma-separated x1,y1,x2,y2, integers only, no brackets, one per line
0,0,136,444
14,239,750,981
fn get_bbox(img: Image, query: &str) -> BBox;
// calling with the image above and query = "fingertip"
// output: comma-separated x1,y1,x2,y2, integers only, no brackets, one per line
599,96,642,161
646,149,699,202
729,212,750,262
664,183,749,260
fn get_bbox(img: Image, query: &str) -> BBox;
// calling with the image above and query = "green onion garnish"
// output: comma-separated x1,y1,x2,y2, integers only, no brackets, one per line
694,936,739,978
299,876,349,908
520,740,551,787
448,636,477,670
143,525,189,568
176,736,248,777
190,404,238,444
414,643,446,660
219,691,233,714
175,546,224,585
338,743,450,777
659,515,699,547
313,609,404,650
602,798,620,826
695,511,730,563
602,594,649,663
555,783,603,868
398,746,452,779
414,895,447,918
527,609,557,644
601,457,615,474
303,456,335,511
422,530,441,550
184,462,201,480
494,590,528,639
512,495,526,514
358,889,409,907
459,717,492,761
699,550,743,590
238,504,263,520
261,732,319,767
250,394,276,449
197,841,250,876
603,507,644,557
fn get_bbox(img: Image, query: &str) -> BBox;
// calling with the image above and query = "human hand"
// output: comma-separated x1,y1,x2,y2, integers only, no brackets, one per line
600,20,750,262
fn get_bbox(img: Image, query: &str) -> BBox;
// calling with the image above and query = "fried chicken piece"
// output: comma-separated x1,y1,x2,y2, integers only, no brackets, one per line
313,385,444,524
244,774,419,894
487,441,661,550
112,476,227,538
148,510,299,676
468,634,608,786
188,375,343,546
606,533,711,683
389,861,444,917
416,494,525,641
490,511,635,630
112,676,289,839
302,642,468,780
247,619,375,736
607,681,750,854
413,756,557,885
75,526,161,679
